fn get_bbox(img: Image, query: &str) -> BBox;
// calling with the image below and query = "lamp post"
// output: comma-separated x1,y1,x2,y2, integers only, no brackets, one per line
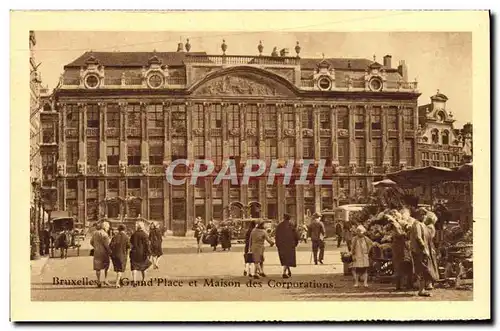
31,179,41,260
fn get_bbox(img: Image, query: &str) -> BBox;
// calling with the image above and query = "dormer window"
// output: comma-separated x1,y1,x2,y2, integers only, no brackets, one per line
431,129,439,144
369,77,382,91
442,130,450,145
437,111,445,122
84,74,100,89
318,76,332,91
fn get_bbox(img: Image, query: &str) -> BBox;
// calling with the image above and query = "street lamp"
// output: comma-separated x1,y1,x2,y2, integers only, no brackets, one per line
31,178,41,260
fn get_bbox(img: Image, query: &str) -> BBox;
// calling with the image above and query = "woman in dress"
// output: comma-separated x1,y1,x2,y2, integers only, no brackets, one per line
149,222,163,269
243,220,256,277
389,218,414,290
249,220,275,279
129,221,152,284
275,214,299,278
351,225,373,287
220,222,232,251
192,217,206,253
423,210,440,290
206,220,219,251
90,221,111,288
110,224,130,288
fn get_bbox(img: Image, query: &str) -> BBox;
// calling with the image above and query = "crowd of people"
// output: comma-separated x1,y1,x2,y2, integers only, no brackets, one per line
90,221,163,288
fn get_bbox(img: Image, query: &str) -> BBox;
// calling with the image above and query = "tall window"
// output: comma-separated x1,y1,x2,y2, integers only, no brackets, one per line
388,139,398,166
302,108,313,129
193,137,205,159
337,107,348,130
404,108,414,130
211,104,222,128
405,139,415,166
371,107,382,130
387,108,398,130
171,138,187,161
149,142,164,165
171,105,186,130
66,105,79,128
247,137,258,158
265,138,277,163
193,104,204,130
87,104,99,128
149,198,164,221
284,138,295,158
338,139,349,166
320,138,331,161
356,139,366,166
87,141,99,166
228,137,240,160
42,122,56,143
283,109,295,130
442,130,450,145
264,106,276,130
431,129,439,144
127,140,141,165
106,140,119,165
67,179,77,190
247,105,258,130
66,142,78,166
107,179,119,190
228,105,239,130
87,178,98,189
128,178,141,189
127,104,141,128
355,107,364,129
107,104,120,128
320,109,331,129
147,104,164,128
303,137,314,158
213,137,222,166
372,139,382,166
149,177,163,189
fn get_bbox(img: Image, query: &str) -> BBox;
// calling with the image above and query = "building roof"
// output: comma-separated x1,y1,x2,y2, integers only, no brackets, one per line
65,51,381,71
64,51,208,68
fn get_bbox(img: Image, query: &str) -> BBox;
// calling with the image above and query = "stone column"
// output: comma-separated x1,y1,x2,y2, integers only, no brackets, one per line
140,102,149,176
331,105,339,166
57,103,67,175
141,177,148,218
186,102,194,161
259,177,267,218
382,105,390,167
257,103,265,162
203,103,212,222
398,105,406,168
276,103,284,162
239,103,248,207
77,103,87,172
348,105,356,169
78,178,86,227
57,178,65,212
98,103,107,174
295,104,303,160
313,104,320,165
119,102,128,170
164,180,171,230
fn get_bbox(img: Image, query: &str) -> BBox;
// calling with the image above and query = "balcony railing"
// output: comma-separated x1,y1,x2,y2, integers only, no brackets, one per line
63,78,80,85
128,165,142,174
87,165,98,174
300,77,418,91
104,78,122,86
86,127,99,137
184,54,301,66
107,165,120,174
300,79,315,88
126,128,141,137
149,165,165,174
106,128,119,137
167,76,187,85
127,188,141,197
66,189,77,199
87,188,98,199
210,128,222,136
66,165,78,174
125,77,143,85
147,127,164,137
194,188,205,198
149,188,163,198
65,128,78,138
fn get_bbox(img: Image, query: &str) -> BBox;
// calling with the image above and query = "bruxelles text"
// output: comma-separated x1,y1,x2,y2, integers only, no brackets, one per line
165,159,338,186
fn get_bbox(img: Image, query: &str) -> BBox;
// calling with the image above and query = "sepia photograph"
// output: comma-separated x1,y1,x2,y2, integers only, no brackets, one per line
12,10,489,321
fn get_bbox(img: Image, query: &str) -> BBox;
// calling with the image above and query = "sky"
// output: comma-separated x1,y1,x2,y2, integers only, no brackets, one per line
33,31,472,127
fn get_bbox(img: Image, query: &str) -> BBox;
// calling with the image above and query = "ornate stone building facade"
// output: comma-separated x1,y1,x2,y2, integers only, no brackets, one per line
45,42,420,234
417,91,463,168
30,31,42,202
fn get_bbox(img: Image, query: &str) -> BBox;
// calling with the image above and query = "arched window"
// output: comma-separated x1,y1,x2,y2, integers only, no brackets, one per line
442,130,450,145
431,129,439,144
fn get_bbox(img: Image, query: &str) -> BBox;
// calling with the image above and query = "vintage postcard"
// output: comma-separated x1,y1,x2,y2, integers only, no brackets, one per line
11,10,490,321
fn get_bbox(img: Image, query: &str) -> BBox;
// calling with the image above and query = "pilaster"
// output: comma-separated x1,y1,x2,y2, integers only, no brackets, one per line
331,105,339,164
239,103,247,164
295,103,303,160
140,102,149,169
163,102,171,165
398,105,406,168
313,104,320,164
186,101,194,161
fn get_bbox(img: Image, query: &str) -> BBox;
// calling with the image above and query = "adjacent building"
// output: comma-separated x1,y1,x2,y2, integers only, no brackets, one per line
30,31,42,203
42,41,421,234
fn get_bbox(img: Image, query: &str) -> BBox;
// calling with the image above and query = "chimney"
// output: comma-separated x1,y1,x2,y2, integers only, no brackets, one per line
177,42,184,52
397,60,408,81
280,48,289,57
383,55,392,68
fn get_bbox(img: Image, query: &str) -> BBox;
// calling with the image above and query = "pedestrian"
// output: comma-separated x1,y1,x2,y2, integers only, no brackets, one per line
110,224,130,288
129,221,152,284
307,212,325,265
90,221,111,288
409,208,436,297
249,220,275,279
423,210,440,290
335,221,343,248
149,221,163,269
243,220,256,277
389,218,414,291
275,213,299,278
40,225,50,256
220,222,232,251
206,220,219,251
344,222,354,252
192,217,206,253
351,225,373,288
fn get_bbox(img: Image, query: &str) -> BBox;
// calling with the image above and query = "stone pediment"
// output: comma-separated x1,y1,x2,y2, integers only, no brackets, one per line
192,72,295,97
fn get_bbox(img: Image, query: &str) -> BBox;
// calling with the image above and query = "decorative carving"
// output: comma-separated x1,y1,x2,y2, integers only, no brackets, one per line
349,163,357,174
229,128,240,136
192,128,204,136
383,163,390,174
332,163,339,174
57,162,65,177
98,161,107,175
283,129,295,137
366,163,373,175
141,162,149,175
302,128,313,137
246,128,257,137
119,162,127,175
77,162,86,175
196,75,278,96
399,163,406,171
338,129,349,137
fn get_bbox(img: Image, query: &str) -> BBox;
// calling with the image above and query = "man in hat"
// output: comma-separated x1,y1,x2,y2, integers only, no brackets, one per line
307,212,326,265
